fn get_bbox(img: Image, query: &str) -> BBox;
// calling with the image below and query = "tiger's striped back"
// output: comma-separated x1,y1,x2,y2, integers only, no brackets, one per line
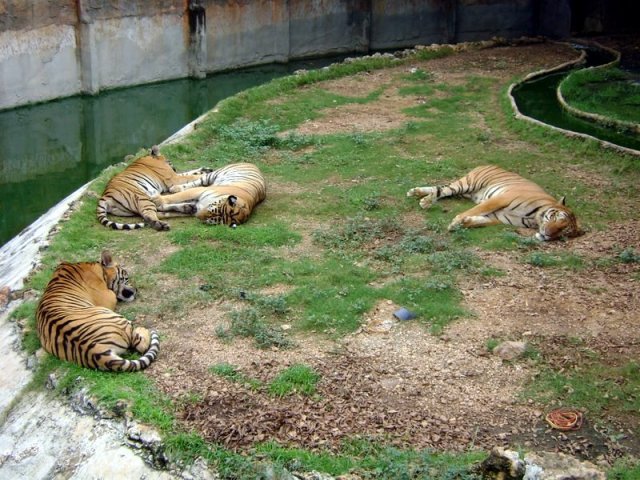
36,251,159,372
196,163,267,226
96,146,212,231
96,150,176,231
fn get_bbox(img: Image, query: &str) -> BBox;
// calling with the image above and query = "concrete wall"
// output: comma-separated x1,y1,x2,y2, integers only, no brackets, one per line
0,0,569,111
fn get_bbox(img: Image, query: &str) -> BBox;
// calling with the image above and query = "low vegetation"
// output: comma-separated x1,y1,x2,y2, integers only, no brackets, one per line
10,42,640,478
560,66,640,125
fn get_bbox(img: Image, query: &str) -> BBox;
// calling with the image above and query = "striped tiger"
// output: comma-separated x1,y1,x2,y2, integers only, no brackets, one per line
36,251,159,372
151,162,267,227
96,146,211,231
407,165,582,241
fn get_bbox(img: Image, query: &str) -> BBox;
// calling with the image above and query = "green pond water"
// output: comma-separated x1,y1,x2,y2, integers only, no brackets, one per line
512,46,640,154
512,72,640,152
0,59,332,247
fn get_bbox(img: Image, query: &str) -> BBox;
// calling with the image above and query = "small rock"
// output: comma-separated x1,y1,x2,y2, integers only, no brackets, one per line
0,286,11,310
478,447,525,479
45,373,58,390
493,341,528,361
525,451,605,480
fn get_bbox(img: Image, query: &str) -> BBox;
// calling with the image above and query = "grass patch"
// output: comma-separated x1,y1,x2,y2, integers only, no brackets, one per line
523,359,640,419
268,364,320,397
209,363,261,389
524,251,585,270
560,66,640,125
220,307,293,349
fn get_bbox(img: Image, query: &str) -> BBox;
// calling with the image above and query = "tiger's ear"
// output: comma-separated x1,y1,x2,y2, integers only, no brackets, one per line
228,195,238,206
559,196,566,206
101,251,114,268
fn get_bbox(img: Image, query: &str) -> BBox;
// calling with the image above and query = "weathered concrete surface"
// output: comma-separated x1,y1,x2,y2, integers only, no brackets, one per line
206,0,290,70
0,24,81,108
0,0,571,111
0,390,182,479
0,304,30,417
371,0,455,48
289,1,369,58
456,0,535,42
78,14,189,94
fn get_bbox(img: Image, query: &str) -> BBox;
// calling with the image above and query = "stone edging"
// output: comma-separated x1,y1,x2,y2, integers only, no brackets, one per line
556,41,640,137
507,41,640,158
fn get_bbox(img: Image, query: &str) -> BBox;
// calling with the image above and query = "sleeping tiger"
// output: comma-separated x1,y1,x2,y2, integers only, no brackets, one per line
96,146,211,231
151,162,266,227
36,251,159,372
407,165,582,241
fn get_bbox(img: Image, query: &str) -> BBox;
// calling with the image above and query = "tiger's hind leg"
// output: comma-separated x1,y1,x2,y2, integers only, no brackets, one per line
132,327,151,353
137,197,170,231
447,196,510,231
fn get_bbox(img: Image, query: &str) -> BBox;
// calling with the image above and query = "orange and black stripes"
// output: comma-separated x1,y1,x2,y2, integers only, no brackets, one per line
36,252,159,372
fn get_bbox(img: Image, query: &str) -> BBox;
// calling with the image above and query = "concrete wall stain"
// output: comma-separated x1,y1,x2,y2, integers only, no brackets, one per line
0,0,586,110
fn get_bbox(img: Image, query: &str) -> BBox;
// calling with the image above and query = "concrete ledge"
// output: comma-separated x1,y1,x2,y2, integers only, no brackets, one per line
556,42,640,137
507,42,640,158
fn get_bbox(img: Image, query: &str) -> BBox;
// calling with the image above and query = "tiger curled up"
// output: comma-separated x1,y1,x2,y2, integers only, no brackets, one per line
36,251,159,372
151,162,266,227
96,146,212,231
407,165,582,241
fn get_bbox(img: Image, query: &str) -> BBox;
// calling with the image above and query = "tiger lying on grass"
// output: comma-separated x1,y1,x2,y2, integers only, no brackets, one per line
36,251,159,372
407,165,582,241
96,146,211,231
151,162,266,227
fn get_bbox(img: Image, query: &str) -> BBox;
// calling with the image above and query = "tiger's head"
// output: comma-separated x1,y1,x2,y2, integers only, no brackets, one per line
535,198,582,241
197,195,249,227
101,251,137,302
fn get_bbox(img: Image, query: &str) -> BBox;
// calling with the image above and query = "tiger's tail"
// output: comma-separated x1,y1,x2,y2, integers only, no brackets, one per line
97,197,145,230
106,330,161,372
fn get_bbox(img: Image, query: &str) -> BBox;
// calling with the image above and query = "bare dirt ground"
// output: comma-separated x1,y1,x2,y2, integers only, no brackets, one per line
148,41,640,467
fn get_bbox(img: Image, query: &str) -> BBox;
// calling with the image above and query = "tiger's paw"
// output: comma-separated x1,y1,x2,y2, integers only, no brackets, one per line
150,220,171,231
178,203,197,214
169,185,185,194
418,195,436,209
406,187,425,198
447,216,464,231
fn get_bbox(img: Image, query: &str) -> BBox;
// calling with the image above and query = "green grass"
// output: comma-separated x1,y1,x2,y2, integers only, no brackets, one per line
524,251,585,270
561,67,640,125
209,363,261,389
268,364,320,397
523,360,640,418
12,43,640,478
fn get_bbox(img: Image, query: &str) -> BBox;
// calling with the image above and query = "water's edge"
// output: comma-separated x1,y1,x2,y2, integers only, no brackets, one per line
508,41,640,158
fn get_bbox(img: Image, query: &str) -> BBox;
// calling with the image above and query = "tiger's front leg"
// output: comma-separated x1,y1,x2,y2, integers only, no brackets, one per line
151,193,197,215
179,167,213,176
447,196,510,231
406,186,438,209
169,178,205,194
